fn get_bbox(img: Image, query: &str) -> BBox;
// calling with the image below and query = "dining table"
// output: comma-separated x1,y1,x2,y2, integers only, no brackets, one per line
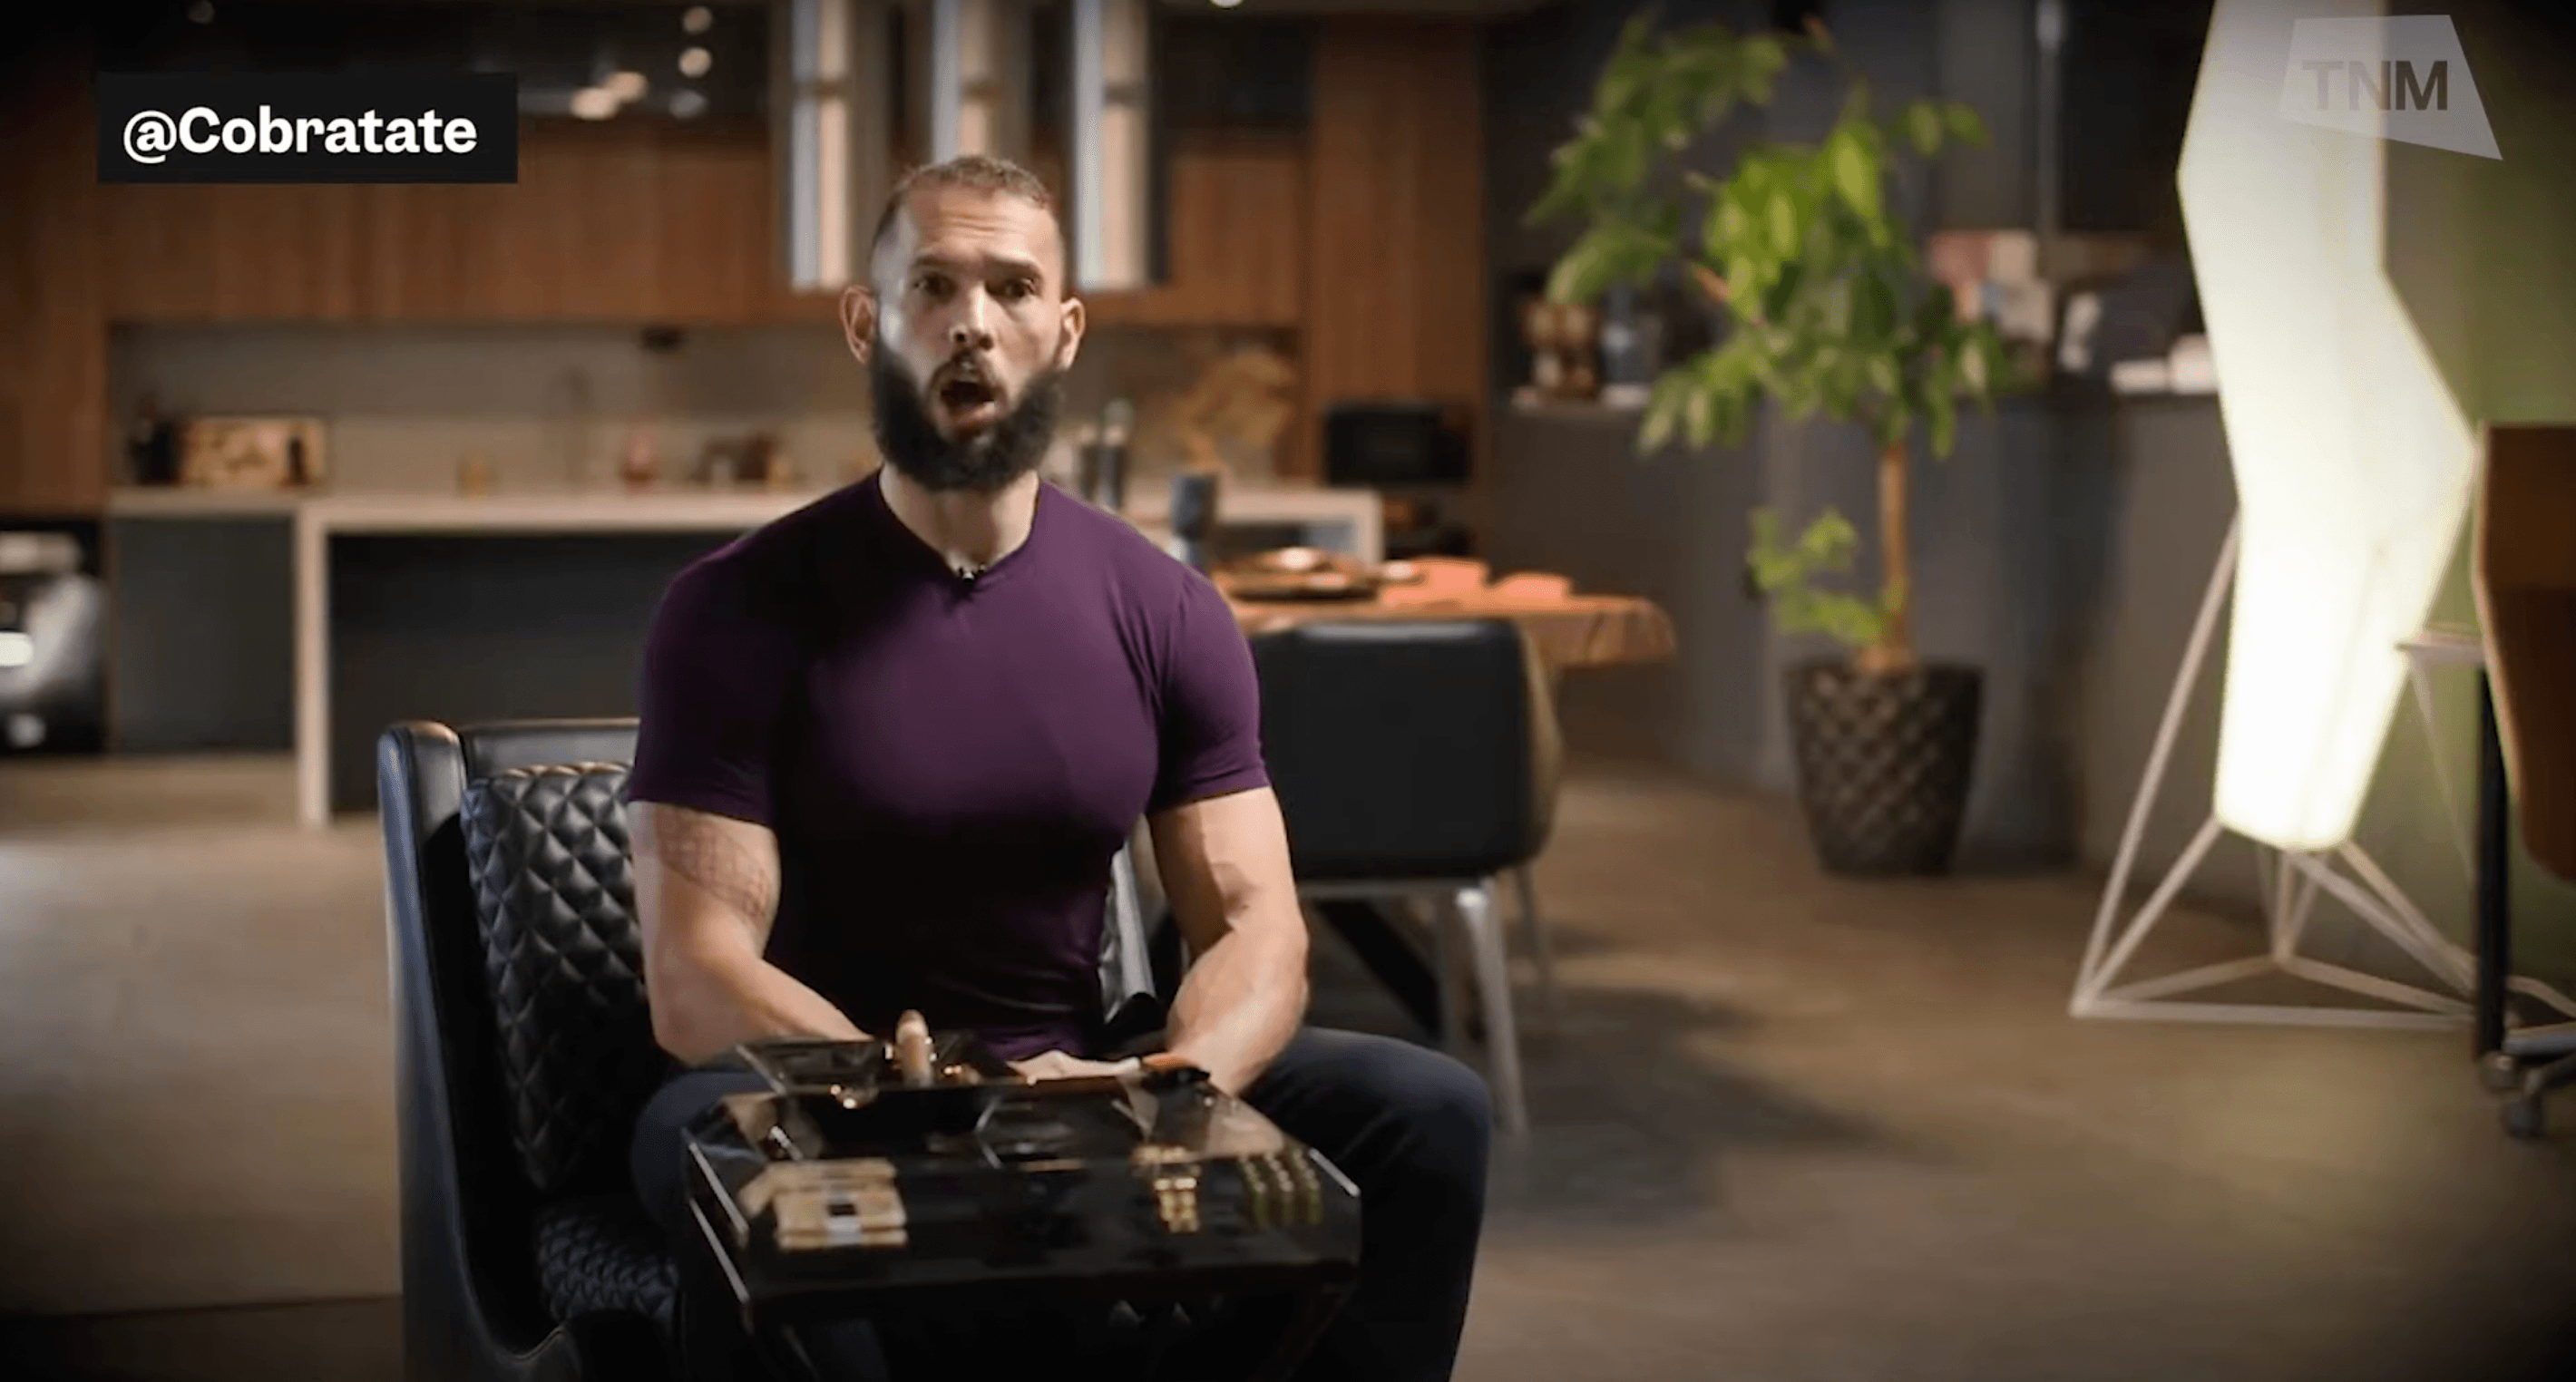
1210,573,1678,1044
1223,586,1677,671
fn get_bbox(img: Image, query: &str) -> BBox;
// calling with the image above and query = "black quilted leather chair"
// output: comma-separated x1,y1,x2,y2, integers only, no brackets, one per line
379,716,1186,1382
379,718,681,1382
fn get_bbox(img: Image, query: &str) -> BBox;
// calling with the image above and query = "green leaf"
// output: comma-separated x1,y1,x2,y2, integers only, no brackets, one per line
1865,353,1899,397
1766,188,1800,256
1840,78,1872,124
1638,369,1691,454
1926,384,1956,459
1683,384,1715,447
1828,124,1882,226
1900,100,1944,156
1724,254,1760,304
1741,34,1791,102
1878,401,1912,453
1852,271,1895,343
1942,100,1989,147
1545,219,1673,304
1959,330,1992,394
1708,197,1750,258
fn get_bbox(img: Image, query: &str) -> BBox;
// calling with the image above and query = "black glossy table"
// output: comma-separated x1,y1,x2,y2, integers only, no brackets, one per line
681,1038,1361,1381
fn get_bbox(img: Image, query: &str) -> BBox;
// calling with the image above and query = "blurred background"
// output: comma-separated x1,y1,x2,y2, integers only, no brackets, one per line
5,1,2576,1379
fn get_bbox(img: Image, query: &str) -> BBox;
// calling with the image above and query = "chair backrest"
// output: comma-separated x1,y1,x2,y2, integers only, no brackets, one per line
463,759,672,1195
2475,424,2576,880
378,717,648,1381
1250,618,1559,882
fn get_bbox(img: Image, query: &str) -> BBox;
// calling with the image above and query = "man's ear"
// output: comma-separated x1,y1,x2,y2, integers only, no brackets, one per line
1053,296,1087,372
840,286,876,364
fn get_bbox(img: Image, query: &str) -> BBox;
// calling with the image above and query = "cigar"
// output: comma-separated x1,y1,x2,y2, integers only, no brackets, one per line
893,1010,934,1086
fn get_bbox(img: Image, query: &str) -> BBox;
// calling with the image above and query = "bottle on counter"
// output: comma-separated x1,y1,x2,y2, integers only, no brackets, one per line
1167,466,1223,572
128,394,178,487
1082,399,1133,513
620,426,659,490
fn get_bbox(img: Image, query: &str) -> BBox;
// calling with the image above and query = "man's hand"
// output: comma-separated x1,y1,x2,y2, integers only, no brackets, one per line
1008,1051,1138,1083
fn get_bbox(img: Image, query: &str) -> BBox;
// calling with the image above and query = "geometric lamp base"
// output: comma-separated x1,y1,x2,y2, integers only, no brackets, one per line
2075,815,2470,1029
2073,520,2470,1029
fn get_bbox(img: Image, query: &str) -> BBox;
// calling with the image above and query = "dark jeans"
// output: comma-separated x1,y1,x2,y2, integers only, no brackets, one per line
629,1027,1492,1382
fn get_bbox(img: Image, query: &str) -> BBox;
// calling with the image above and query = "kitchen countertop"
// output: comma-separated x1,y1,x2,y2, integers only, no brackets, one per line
152,476,1383,827
108,484,843,530
108,480,1381,545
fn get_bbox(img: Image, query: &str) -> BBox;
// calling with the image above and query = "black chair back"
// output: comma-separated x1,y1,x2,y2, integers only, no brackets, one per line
1250,619,1559,882
379,718,673,1382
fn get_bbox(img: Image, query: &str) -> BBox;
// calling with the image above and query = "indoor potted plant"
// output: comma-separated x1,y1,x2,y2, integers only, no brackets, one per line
1528,11,2019,876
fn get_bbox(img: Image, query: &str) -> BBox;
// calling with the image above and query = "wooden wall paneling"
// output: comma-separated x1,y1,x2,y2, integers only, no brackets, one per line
0,44,109,514
99,186,220,321
357,181,484,320
655,119,778,325
530,122,661,319
213,184,368,320
100,182,372,322
1082,134,1307,328
1300,20,1486,480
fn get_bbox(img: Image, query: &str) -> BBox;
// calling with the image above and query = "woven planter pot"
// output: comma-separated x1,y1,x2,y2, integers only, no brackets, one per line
1783,658,1984,877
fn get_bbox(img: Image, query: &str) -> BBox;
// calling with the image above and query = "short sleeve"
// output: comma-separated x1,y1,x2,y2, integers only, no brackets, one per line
624,557,802,828
1148,571,1272,814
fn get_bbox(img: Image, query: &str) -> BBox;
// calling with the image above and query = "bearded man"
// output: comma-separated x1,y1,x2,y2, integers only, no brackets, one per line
620,155,1491,1382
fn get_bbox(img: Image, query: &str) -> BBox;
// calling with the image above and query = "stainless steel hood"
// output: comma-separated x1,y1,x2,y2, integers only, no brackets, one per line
1151,0,1548,11
774,0,1158,294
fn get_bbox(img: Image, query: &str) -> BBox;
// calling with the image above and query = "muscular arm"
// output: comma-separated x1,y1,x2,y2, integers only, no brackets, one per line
629,800,868,1066
1148,786,1309,1095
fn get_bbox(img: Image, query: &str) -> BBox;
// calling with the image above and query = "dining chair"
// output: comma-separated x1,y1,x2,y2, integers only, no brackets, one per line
1248,618,1563,1135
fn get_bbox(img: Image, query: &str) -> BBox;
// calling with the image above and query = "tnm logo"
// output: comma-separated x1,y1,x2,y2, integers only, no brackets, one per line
2276,15,2499,159
2298,58,2450,112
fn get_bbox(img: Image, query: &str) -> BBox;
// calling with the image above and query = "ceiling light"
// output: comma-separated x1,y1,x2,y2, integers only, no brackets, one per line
671,89,709,120
604,70,649,103
683,5,715,34
679,46,713,79
569,86,620,121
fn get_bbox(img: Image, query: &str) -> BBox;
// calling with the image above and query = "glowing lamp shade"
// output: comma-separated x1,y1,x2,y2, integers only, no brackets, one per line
2178,0,2477,852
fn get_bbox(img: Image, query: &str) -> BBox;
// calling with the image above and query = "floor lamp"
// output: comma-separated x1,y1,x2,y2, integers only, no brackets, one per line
2073,0,2491,1027
2073,518,2477,1028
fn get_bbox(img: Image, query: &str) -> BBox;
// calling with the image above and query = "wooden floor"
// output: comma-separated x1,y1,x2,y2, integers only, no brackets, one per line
3,754,2573,1381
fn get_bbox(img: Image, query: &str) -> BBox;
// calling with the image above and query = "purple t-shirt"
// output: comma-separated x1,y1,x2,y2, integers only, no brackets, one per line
624,471,1270,1061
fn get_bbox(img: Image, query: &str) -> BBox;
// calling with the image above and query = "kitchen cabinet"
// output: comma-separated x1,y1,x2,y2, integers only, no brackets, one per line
1297,19,1487,478
3,16,1481,516
0,51,108,516
1074,133,1307,329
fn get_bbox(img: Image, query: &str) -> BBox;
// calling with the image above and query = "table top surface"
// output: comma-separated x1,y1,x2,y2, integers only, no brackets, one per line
685,1043,1360,1324
1225,588,1677,670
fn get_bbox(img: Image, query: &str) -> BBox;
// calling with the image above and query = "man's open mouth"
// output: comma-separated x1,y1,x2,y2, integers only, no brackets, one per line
937,375,999,413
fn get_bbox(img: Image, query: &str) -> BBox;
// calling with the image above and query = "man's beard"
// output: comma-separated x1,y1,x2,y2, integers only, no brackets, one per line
868,342,1065,495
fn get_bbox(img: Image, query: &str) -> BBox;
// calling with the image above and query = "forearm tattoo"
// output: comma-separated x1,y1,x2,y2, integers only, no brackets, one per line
639,805,781,929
